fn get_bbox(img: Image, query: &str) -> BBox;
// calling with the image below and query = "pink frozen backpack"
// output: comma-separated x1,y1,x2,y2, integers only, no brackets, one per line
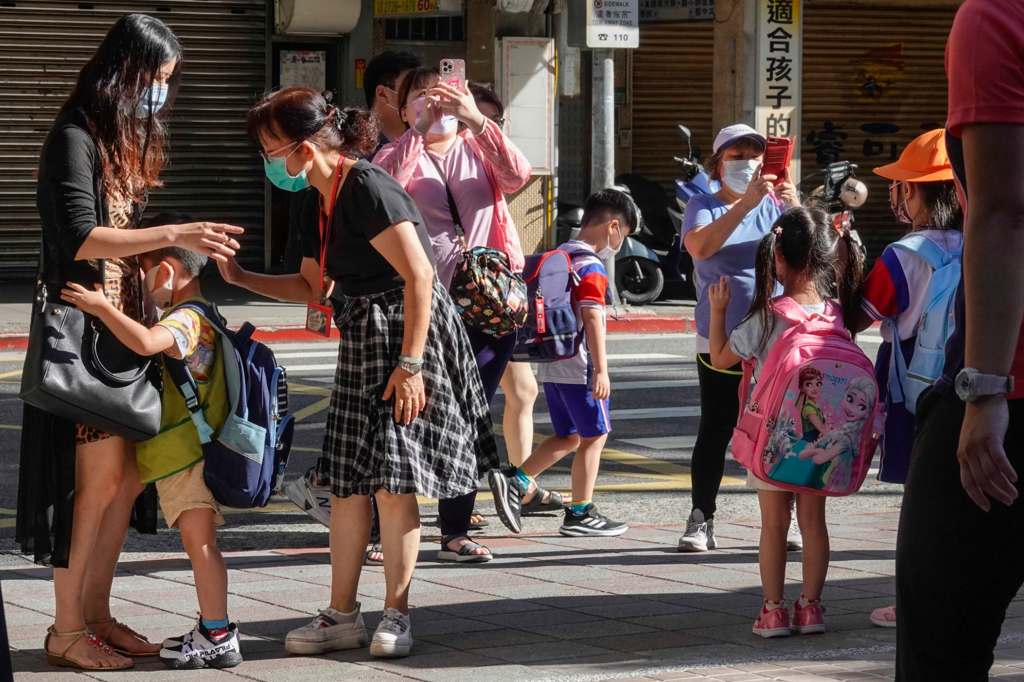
731,298,885,497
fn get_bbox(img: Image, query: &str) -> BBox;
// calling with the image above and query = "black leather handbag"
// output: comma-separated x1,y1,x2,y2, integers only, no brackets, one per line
20,258,163,441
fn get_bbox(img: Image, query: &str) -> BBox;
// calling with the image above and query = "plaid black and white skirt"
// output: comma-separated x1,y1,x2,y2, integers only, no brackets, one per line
322,279,499,499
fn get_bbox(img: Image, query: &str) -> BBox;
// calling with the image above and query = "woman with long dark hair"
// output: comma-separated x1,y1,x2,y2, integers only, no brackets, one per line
374,67,534,562
219,86,497,658
16,14,243,671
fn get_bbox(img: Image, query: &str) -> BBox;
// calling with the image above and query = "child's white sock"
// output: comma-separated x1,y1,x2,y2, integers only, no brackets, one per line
797,594,820,608
763,599,786,612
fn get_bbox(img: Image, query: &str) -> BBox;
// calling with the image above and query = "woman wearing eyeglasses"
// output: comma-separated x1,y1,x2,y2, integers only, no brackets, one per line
374,67,532,564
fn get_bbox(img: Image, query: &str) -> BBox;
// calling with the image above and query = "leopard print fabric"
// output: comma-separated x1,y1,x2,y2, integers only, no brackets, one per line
75,257,143,445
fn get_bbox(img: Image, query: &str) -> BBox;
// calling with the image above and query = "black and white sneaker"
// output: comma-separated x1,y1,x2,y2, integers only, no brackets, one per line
160,620,242,669
559,504,628,537
487,467,525,534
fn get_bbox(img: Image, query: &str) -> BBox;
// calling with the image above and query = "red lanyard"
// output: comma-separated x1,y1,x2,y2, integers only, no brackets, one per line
318,156,346,302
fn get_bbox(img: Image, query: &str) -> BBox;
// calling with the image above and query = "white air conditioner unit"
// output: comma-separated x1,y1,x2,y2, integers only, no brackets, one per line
275,0,362,35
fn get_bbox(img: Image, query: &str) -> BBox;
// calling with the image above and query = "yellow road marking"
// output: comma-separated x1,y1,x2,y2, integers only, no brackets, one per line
291,398,331,422
289,382,332,397
0,370,23,379
0,424,22,430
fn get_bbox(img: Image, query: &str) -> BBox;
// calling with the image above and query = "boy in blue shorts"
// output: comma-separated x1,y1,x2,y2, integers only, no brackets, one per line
61,237,241,669
490,189,638,537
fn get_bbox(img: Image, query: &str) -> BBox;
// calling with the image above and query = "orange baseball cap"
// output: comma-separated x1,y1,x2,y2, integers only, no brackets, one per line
873,128,954,182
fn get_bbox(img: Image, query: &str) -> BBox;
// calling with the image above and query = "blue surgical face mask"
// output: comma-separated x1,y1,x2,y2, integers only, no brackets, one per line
263,144,311,192
137,82,169,118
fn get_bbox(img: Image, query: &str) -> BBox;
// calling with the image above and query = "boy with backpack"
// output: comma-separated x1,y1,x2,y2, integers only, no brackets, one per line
61,246,242,670
854,128,962,629
489,189,637,537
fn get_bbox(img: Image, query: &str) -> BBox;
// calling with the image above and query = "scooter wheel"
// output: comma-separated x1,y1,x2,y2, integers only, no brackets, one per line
616,257,665,305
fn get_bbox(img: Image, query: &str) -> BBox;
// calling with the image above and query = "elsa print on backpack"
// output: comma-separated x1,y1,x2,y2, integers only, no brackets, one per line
765,372,878,492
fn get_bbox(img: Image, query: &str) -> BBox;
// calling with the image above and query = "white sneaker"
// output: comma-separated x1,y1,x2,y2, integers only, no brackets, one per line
787,516,803,551
285,606,368,655
285,467,332,528
370,608,412,658
677,509,716,552
159,620,242,669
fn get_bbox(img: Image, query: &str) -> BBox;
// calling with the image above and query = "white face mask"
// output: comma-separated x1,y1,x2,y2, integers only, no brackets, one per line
144,263,174,310
597,224,625,259
722,159,761,195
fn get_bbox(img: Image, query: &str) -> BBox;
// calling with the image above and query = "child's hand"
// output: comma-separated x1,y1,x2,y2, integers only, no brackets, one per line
61,282,110,316
708,276,731,311
591,370,611,401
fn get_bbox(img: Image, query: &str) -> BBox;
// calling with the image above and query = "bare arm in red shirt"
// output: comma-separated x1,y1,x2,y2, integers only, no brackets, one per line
958,123,1024,511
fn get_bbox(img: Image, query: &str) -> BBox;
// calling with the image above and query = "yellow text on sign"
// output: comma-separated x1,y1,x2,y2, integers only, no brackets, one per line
374,0,436,15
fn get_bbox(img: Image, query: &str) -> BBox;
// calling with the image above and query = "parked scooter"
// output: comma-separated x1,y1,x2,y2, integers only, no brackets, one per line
553,125,715,304
674,125,719,211
800,160,868,257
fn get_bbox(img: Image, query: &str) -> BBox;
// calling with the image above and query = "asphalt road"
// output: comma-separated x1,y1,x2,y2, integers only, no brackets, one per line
0,330,901,563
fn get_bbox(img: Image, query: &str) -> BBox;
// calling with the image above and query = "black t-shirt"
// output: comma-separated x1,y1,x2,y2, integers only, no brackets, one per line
300,160,435,297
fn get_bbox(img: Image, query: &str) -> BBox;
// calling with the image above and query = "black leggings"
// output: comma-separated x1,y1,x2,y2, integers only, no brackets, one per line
437,325,517,539
690,353,742,519
896,389,1024,681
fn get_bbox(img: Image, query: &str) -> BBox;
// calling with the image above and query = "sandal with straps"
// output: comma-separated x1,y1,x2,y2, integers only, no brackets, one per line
521,485,565,516
437,535,494,563
365,542,385,566
44,625,134,670
86,618,159,657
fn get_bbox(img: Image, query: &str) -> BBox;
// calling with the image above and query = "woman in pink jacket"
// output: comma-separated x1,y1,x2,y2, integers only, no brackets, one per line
375,66,531,564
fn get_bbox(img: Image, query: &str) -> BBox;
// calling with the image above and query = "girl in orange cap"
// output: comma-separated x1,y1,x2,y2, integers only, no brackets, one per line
855,127,963,629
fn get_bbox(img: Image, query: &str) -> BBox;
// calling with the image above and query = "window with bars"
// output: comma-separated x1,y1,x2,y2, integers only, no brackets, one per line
384,15,465,41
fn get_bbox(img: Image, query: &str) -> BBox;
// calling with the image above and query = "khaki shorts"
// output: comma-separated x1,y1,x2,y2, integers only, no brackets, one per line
155,460,225,529
746,469,787,493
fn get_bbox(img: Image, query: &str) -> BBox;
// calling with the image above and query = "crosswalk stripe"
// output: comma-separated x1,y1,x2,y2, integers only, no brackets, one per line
618,436,698,450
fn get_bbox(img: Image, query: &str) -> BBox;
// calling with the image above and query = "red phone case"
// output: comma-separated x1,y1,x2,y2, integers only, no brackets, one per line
762,136,794,181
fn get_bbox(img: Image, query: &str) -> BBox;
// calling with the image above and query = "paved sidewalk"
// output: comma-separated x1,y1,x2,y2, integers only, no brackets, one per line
8,510,1024,681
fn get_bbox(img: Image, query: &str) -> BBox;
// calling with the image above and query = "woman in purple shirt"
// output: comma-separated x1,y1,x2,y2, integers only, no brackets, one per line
676,124,799,553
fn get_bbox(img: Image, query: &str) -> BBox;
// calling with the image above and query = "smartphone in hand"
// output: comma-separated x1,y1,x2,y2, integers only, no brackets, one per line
440,59,466,93
762,136,794,182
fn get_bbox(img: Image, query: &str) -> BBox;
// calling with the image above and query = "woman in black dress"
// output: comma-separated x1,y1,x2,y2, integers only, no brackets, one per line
16,14,243,671
219,86,497,658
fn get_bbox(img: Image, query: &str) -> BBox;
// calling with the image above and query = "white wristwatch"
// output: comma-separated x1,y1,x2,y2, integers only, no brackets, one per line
955,367,1015,403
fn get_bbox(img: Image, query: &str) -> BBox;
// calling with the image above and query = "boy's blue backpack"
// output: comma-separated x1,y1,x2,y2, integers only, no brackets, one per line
165,301,295,508
511,249,586,363
887,233,962,414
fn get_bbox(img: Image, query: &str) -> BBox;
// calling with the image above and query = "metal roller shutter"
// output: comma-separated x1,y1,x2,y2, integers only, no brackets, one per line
0,0,267,278
631,22,714,188
801,3,957,261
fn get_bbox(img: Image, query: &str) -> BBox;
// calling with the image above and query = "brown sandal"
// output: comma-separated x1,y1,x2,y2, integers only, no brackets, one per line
44,626,133,670
86,618,159,657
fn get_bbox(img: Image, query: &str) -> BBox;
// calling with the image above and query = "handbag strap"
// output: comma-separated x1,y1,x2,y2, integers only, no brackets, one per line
425,151,467,245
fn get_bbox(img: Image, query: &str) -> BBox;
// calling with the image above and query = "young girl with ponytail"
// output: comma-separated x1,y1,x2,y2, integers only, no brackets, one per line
707,206,864,638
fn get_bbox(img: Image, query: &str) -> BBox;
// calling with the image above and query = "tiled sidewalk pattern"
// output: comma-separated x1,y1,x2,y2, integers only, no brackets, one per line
6,511,1024,681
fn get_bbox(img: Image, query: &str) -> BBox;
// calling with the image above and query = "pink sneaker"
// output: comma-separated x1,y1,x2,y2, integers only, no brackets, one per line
752,602,791,638
870,605,896,628
792,598,826,635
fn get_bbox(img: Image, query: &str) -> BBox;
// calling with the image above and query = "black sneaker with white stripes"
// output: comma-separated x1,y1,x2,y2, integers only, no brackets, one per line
559,504,628,537
488,467,525,534
160,621,242,669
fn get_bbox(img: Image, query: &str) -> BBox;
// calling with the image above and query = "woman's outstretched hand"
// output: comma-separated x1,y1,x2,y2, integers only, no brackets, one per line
216,255,245,285
172,222,244,262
